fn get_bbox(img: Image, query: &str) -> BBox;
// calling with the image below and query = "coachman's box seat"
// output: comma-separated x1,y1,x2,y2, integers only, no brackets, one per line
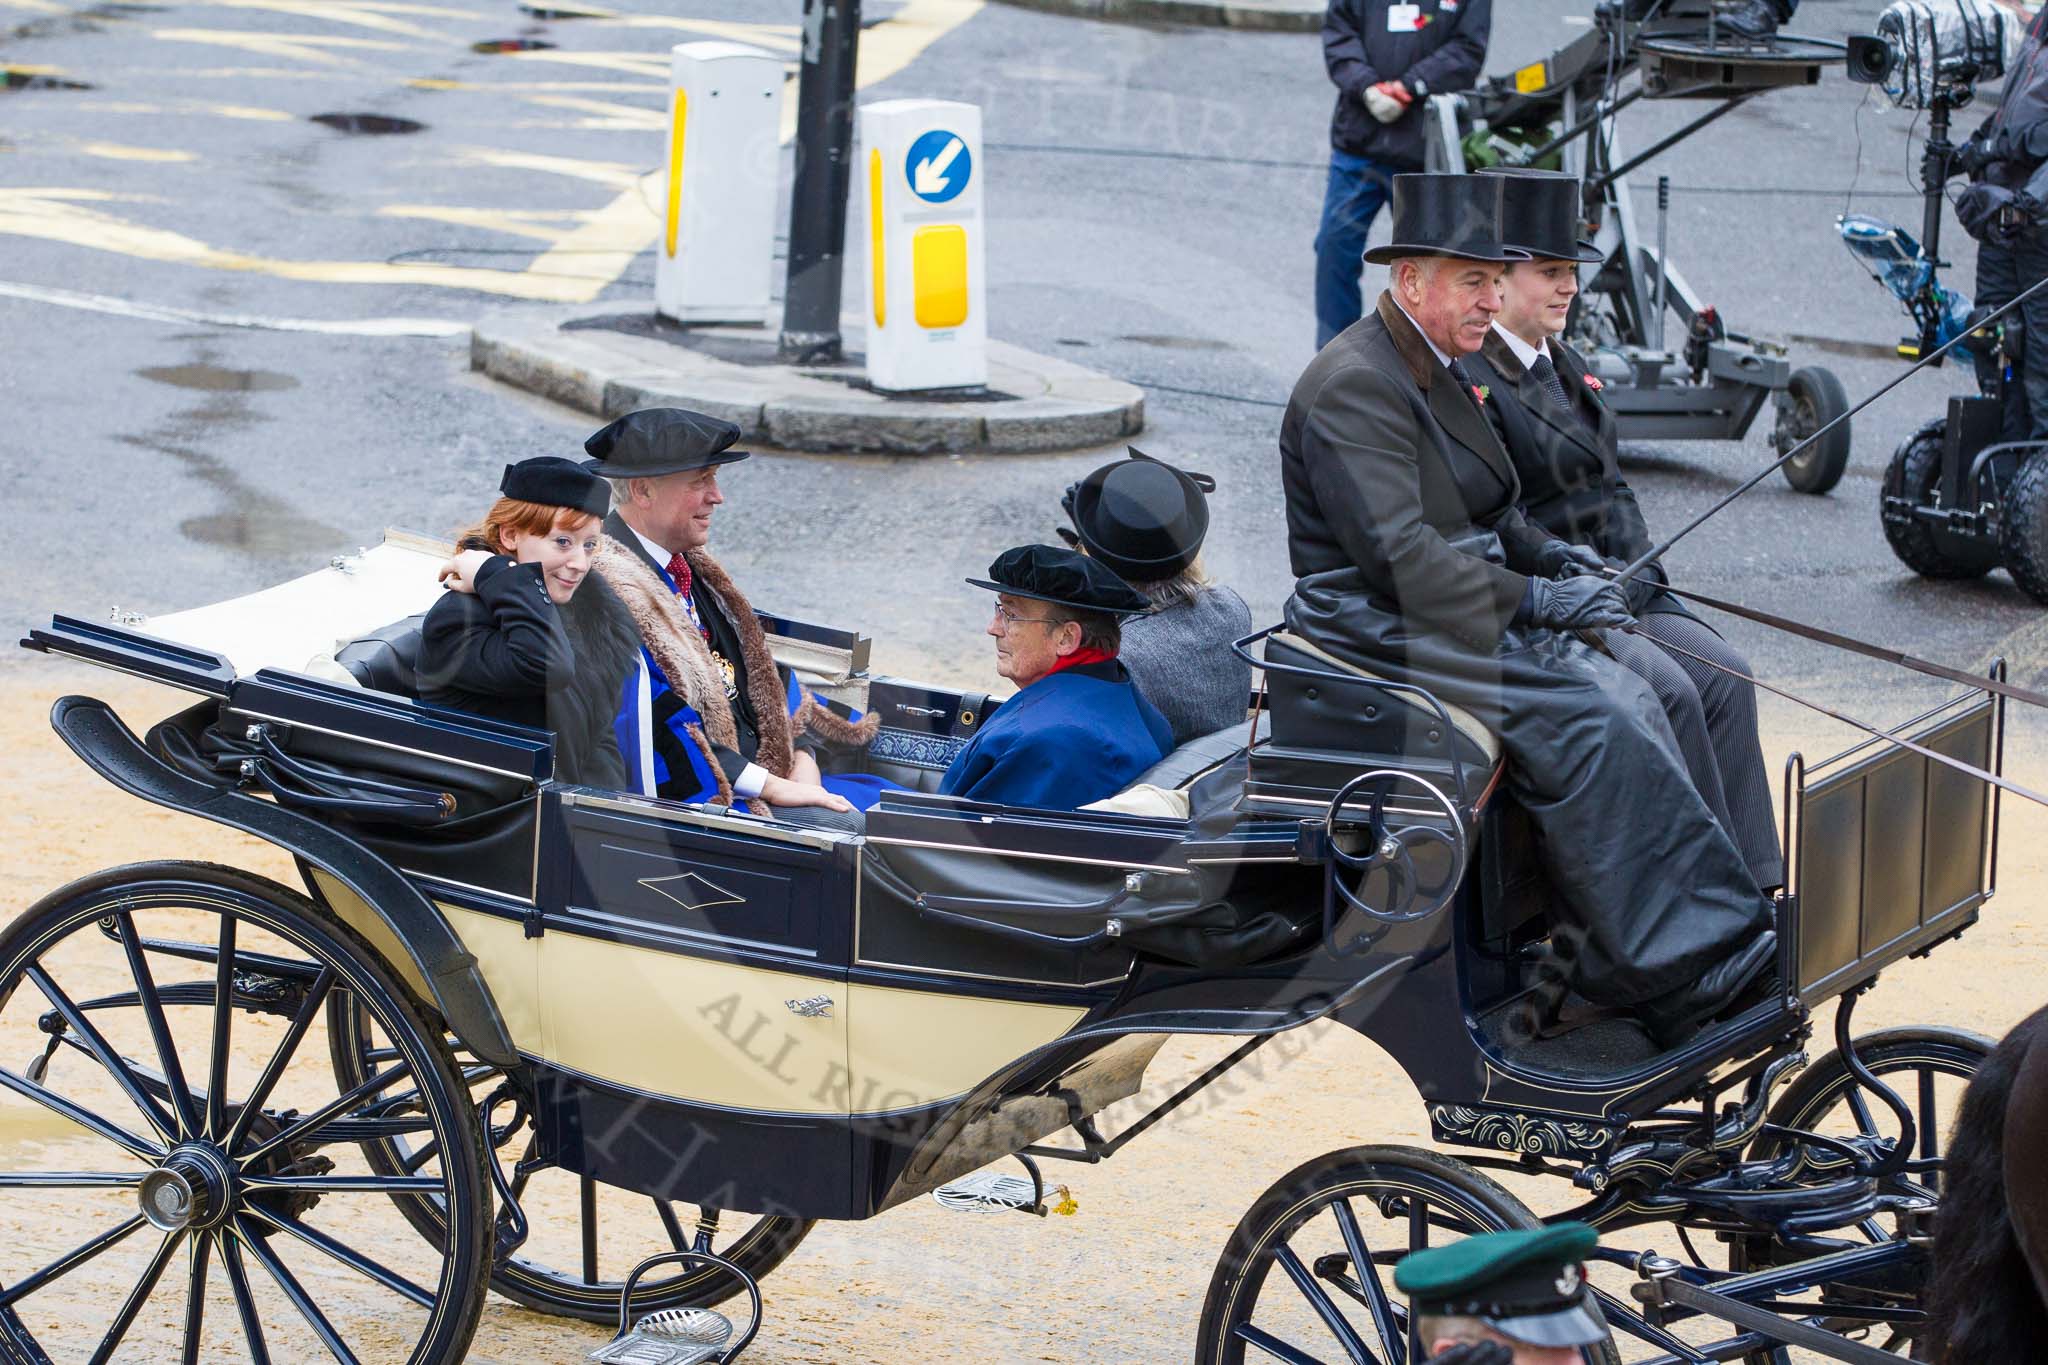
1244,630,1500,821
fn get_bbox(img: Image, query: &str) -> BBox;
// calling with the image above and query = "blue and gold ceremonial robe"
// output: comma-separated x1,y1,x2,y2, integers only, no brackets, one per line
938,659,1173,811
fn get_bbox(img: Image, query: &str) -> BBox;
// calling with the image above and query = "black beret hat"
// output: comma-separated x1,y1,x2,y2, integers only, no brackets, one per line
582,407,750,478
967,545,1152,618
500,456,610,518
1060,447,1215,582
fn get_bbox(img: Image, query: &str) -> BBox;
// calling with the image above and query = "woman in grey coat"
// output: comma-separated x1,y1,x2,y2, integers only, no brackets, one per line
1061,449,1253,747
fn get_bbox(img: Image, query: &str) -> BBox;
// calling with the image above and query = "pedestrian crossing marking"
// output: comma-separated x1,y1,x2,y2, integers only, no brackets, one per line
408,77,663,92
456,147,644,189
497,48,672,77
75,99,295,121
376,204,597,243
151,28,413,67
515,93,666,131
193,0,473,40
76,141,198,163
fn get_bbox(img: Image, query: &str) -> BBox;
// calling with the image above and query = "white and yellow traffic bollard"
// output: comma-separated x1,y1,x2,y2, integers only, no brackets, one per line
657,41,784,325
857,99,987,392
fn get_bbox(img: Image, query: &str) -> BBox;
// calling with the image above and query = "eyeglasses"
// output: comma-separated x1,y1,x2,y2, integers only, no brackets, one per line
991,604,1059,630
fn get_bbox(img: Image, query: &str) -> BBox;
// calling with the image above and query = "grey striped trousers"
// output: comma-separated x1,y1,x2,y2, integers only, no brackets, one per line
1606,612,1785,889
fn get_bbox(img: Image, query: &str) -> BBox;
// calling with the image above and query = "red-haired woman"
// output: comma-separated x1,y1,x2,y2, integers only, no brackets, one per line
418,457,639,788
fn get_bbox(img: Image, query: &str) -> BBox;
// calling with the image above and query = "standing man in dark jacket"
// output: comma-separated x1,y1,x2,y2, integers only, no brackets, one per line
1281,173,1776,1045
1316,0,1490,347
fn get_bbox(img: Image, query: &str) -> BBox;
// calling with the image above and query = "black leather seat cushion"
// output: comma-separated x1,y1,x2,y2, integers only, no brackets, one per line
336,613,428,699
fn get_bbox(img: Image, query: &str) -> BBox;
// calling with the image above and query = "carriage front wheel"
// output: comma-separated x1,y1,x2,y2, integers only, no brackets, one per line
0,861,492,1363
1194,1145,1622,1365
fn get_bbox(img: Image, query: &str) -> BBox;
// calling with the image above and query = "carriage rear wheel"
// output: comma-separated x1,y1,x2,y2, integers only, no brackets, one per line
1194,1145,1623,1365
1733,1025,1995,1359
327,996,813,1323
0,861,491,1363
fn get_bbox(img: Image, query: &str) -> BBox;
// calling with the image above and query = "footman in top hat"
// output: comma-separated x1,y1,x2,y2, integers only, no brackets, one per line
1396,1223,1612,1363
1060,448,1252,746
1468,168,1783,895
1280,171,1775,1046
939,545,1174,811
584,407,879,824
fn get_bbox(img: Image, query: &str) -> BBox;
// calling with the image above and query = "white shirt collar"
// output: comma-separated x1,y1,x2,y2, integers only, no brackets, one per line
1390,297,1453,368
627,523,677,573
1490,321,1551,372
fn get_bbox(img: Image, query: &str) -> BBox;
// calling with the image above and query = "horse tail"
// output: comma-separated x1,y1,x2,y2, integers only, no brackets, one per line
1928,1005,2048,1362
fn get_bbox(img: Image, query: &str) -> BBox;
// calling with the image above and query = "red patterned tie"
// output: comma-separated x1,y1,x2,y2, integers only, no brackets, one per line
665,551,693,599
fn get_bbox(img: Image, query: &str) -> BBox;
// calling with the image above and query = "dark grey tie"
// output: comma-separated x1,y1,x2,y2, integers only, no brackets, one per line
1446,357,1476,393
1530,352,1574,414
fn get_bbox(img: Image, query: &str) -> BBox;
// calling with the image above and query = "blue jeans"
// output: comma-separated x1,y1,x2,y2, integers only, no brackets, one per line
1314,150,1397,349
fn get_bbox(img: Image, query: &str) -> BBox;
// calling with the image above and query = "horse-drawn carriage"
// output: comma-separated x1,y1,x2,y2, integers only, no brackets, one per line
1,535,2009,1363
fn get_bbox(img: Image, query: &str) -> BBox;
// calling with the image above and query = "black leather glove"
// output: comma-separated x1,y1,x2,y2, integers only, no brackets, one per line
1535,540,1608,579
1952,136,1992,180
1419,1342,1513,1365
1615,557,1669,616
1522,575,1636,631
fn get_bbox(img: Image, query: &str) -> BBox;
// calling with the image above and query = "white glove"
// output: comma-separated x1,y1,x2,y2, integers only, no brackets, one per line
1363,83,1406,124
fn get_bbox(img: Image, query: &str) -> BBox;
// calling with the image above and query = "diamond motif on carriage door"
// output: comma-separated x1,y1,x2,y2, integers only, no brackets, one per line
638,871,746,912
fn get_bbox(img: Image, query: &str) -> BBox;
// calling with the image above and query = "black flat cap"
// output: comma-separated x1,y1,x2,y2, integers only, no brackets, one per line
1061,447,1215,582
967,545,1152,617
582,408,750,478
500,456,610,518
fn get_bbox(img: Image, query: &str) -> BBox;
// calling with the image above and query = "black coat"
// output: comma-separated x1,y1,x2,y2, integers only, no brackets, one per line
1466,330,1686,618
1283,291,1555,653
1323,0,1491,168
417,551,636,789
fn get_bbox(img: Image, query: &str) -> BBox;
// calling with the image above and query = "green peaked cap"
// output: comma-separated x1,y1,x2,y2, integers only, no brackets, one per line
1393,1222,1598,1300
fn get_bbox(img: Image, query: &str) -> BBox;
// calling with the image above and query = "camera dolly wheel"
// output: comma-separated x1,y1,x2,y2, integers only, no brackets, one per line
1881,418,2003,579
1998,446,2048,603
1776,365,1853,494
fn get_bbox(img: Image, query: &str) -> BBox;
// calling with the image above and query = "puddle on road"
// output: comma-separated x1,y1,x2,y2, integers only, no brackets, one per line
137,364,300,394
80,2,166,16
308,112,426,135
1118,333,1231,351
118,428,343,557
1,70,95,92
472,37,556,53
519,3,612,17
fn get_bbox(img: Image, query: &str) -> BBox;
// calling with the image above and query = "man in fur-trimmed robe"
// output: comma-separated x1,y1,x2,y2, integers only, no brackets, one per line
582,408,880,820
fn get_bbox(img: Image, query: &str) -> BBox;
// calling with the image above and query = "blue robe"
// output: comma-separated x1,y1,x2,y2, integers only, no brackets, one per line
938,659,1173,811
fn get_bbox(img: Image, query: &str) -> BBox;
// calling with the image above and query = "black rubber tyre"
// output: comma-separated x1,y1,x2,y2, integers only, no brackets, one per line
0,861,492,1364
1733,1026,1994,1360
1194,1145,1623,1365
1998,448,2048,604
1777,365,1853,495
328,996,813,1322
1881,419,2003,579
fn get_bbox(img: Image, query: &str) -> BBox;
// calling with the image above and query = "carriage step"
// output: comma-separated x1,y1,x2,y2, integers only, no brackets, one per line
931,1170,1075,1216
588,1306,732,1365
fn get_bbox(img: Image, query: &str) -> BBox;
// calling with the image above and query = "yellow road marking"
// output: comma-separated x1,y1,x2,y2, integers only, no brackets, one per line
0,63,64,77
193,0,475,39
522,0,982,301
407,77,663,92
76,142,198,163
515,93,666,130
457,147,644,188
75,99,295,121
609,16,801,49
0,188,601,301
500,49,673,77
0,1,66,13
151,28,412,67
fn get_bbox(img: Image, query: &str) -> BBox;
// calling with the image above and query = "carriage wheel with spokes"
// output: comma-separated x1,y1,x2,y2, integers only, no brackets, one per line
1732,1026,1994,1359
328,995,813,1323
0,861,491,1363
1194,1145,1622,1365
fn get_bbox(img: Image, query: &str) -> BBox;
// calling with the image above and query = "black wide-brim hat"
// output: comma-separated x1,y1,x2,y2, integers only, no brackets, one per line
581,407,750,478
967,544,1153,618
1482,167,1603,264
1059,447,1215,582
1363,173,1530,266
500,456,610,518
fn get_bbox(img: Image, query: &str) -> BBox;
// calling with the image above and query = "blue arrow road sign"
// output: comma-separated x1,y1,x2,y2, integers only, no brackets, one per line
906,129,970,204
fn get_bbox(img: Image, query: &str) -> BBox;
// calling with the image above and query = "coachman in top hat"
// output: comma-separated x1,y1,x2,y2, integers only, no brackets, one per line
1278,173,1777,1045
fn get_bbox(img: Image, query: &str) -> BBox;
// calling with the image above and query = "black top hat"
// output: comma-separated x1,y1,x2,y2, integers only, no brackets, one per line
1482,168,1602,264
500,456,610,518
1059,447,1215,583
967,545,1152,618
581,408,751,478
1363,173,1530,266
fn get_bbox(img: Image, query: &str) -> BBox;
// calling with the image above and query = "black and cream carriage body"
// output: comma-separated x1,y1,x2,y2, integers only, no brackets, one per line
2,536,2011,1363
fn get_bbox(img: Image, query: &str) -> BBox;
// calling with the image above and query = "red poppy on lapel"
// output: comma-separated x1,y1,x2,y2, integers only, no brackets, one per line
1472,384,1489,405
1583,374,1604,392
